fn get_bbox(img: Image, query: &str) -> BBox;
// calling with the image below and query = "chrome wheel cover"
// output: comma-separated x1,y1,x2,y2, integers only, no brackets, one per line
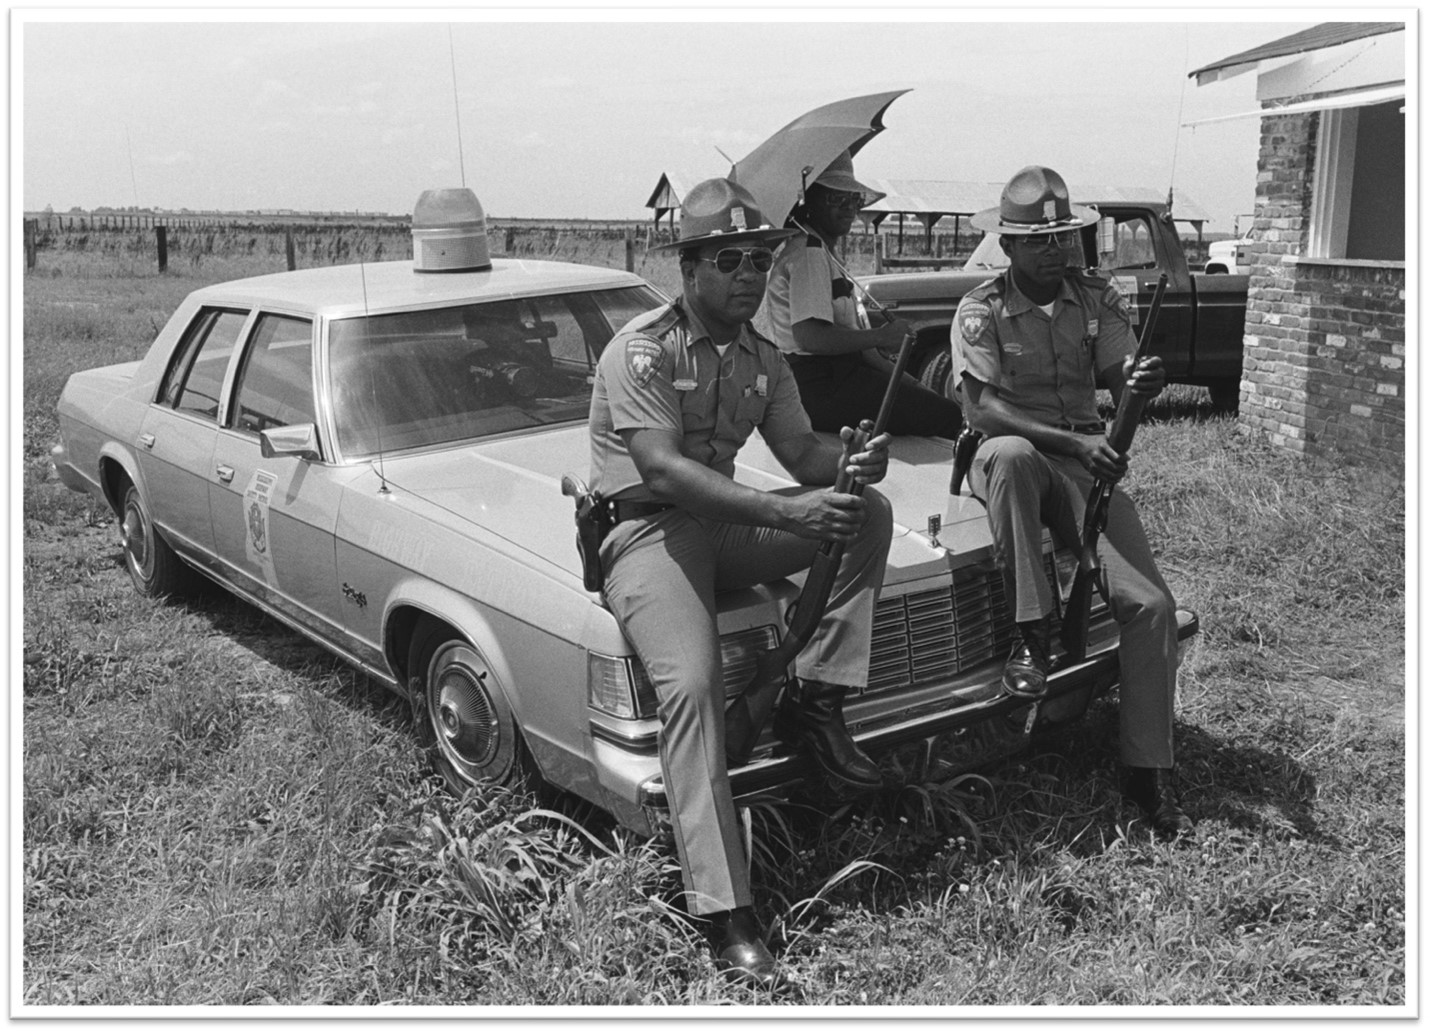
427,643,503,778
121,493,154,581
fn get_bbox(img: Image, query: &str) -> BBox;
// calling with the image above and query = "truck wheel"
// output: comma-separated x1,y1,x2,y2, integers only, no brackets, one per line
119,480,191,597
408,622,539,795
917,348,957,401
1207,379,1240,413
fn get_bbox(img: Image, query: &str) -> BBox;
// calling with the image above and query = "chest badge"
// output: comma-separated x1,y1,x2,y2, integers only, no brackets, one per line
755,374,768,397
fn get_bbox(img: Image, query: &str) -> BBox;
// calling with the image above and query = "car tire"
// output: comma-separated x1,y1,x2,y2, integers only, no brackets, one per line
916,347,958,403
408,623,539,795
1207,379,1240,413
119,480,192,597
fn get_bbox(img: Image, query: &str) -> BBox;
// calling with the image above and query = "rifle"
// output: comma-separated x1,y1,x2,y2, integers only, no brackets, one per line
723,271,916,767
1060,273,1169,664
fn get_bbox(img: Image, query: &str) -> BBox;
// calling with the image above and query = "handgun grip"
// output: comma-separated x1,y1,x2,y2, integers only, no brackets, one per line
561,473,587,500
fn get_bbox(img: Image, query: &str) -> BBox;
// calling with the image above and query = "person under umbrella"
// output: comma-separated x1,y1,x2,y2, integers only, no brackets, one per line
758,150,963,439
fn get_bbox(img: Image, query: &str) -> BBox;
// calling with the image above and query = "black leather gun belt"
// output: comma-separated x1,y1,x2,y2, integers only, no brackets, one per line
611,500,676,525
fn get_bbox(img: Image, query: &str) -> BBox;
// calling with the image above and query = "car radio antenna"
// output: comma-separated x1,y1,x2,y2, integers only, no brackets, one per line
448,25,467,188
1166,24,1192,221
359,261,391,495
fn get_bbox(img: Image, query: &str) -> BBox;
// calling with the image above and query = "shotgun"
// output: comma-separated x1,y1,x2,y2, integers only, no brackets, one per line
1060,273,1168,664
724,281,916,768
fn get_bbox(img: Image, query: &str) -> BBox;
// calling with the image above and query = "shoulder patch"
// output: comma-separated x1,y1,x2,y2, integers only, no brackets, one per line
957,300,994,344
624,337,665,388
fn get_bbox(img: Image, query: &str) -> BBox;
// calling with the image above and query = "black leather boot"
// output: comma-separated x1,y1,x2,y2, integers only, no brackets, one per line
706,907,779,987
774,680,883,793
1003,614,1055,699
1121,766,1195,839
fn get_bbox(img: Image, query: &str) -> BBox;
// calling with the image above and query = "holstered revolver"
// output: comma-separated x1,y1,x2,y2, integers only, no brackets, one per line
949,425,985,497
561,473,612,593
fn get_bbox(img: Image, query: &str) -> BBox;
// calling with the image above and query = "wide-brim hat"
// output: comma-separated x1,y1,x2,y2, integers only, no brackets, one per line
811,150,886,207
970,165,1099,235
652,177,799,252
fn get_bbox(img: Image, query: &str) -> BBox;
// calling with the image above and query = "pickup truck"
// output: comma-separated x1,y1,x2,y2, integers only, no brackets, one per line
859,202,1248,412
1205,236,1252,276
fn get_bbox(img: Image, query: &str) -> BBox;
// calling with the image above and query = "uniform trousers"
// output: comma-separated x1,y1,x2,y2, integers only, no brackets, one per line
599,487,893,914
787,353,963,439
970,435,1178,769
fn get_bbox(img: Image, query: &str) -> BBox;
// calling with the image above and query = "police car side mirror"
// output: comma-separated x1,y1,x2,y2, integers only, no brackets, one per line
260,423,322,461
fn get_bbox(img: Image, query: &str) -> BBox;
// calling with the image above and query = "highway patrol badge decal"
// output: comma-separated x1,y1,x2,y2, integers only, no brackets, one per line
959,302,992,343
626,338,663,388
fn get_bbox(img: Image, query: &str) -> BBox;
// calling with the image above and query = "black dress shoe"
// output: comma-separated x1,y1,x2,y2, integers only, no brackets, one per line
1003,615,1054,699
1121,766,1195,839
707,907,779,987
774,680,883,793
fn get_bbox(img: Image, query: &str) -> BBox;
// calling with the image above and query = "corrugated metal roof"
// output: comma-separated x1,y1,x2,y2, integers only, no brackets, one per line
863,180,1212,224
1189,22,1403,84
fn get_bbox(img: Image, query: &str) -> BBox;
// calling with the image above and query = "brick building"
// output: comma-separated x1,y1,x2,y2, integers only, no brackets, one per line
1190,23,1408,463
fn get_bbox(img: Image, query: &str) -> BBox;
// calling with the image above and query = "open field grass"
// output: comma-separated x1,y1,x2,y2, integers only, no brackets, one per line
21,234,1406,1010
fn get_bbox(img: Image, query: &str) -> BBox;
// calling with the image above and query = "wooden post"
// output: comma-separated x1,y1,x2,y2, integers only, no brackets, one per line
285,227,296,271
875,233,884,275
23,219,36,271
504,228,515,254
625,226,635,272
156,225,168,272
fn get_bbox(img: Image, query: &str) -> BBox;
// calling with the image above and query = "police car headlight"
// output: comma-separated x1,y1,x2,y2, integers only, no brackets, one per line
586,625,779,720
587,653,655,720
717,626,780,700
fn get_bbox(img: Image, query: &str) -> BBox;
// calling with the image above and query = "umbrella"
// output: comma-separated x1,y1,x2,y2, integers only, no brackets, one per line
731,89,910,229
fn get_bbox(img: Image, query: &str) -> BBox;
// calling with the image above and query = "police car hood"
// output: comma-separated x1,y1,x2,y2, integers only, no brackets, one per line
384,425,993,589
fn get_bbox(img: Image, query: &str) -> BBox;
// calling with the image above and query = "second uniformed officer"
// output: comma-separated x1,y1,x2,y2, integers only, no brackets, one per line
589,178,894,984
952,165,1193,839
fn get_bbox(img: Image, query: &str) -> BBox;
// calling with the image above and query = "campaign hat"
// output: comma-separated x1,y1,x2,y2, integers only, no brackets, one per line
652,178,798,252
810,150,886,206
970,165,1099,235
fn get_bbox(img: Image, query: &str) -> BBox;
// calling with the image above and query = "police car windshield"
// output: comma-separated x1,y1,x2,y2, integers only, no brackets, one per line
328,284,664,457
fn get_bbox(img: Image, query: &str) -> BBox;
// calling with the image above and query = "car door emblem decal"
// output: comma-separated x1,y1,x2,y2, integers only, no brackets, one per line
242,469,279,589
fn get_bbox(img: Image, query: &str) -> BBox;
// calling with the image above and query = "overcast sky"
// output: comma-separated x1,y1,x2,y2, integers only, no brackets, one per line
18,10,1329,229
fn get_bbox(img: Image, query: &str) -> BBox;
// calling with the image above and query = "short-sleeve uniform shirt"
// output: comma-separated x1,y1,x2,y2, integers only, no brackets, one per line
589,300,812,501
757,234,863,354
952,270,1135,429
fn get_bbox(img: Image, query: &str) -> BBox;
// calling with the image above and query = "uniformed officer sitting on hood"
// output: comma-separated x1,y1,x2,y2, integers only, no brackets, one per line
588,178,894,985
952,165,1193,839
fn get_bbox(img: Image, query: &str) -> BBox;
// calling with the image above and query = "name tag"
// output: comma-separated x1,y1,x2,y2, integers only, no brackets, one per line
673,379,697,391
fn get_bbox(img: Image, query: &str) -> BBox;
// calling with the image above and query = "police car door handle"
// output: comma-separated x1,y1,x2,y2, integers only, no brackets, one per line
138,432,155,450
216,465,235,484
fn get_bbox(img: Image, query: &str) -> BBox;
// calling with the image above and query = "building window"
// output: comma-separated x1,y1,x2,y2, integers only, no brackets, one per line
1308,100,1405,261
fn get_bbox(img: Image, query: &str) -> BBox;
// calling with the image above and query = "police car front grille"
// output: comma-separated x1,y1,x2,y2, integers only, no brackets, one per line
864,554,1065,696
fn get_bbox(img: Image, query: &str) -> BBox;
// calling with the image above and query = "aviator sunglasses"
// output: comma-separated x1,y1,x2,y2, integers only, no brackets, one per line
1016,232,1078,252
697,246,776,274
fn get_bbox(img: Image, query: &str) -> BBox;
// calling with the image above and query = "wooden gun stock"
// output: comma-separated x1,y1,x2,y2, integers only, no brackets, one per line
1060,274,1168,664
